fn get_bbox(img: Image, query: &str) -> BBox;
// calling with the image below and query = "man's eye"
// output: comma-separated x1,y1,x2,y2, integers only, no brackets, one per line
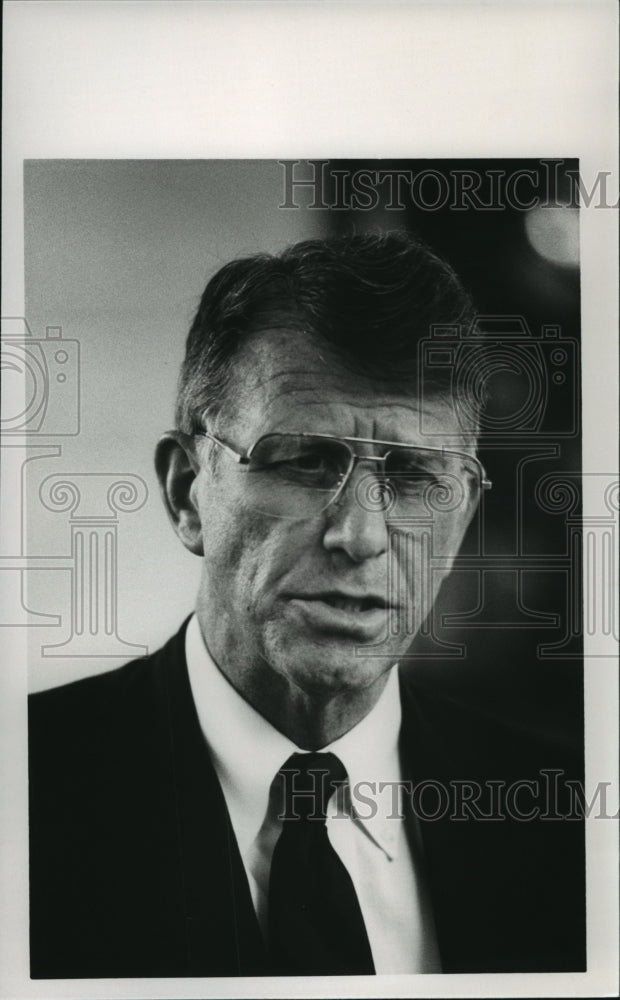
278,452,339,480
391,464,436,482
388,468,441,496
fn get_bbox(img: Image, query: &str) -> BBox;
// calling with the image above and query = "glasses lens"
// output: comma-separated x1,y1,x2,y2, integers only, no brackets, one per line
246,434,352,518
384,447,479,514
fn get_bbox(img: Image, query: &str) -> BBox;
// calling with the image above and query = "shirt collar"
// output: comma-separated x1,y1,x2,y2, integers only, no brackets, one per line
185,614,403,861
326,668,403,859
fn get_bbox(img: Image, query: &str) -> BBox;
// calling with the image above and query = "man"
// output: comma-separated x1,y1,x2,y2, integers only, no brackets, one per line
29,232,585,978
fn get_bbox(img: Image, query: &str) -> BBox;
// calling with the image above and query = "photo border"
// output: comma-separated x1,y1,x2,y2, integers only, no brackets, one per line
2,3,618,998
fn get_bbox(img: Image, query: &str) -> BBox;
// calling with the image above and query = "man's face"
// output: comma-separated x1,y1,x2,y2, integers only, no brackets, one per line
191,329,479,706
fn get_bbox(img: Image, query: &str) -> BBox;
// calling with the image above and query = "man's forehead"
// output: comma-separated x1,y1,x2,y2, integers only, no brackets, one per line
228,327,415,399
219,328,470,446
237,327,341,378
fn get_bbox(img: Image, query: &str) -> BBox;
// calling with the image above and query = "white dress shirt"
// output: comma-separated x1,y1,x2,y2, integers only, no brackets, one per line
185,614,441,973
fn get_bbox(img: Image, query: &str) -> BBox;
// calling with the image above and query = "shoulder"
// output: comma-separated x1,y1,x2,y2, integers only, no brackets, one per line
399,663,583,779
30,654,150,720
30,619,188,707
28,621,190,776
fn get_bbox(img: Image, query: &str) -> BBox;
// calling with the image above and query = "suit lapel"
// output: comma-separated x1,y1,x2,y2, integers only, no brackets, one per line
154,623,267,976
398,670,521,973
398,671,465,971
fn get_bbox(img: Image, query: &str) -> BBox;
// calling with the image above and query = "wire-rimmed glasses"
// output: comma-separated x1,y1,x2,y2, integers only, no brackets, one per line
197,429,492,520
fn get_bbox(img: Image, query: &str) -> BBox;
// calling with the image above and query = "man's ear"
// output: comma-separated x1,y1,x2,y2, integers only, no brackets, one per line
154,431,204,556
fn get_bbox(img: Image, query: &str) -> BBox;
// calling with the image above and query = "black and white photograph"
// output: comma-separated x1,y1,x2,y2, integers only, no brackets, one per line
1,4,618,1000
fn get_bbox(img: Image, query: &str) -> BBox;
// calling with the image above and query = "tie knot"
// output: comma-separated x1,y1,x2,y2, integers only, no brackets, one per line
277,752,347,821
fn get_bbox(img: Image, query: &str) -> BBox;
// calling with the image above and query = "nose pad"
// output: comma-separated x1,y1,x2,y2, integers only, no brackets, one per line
352,471,397,515
330,460,394,515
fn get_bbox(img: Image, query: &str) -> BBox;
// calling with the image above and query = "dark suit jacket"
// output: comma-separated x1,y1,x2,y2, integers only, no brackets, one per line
29,620,585,978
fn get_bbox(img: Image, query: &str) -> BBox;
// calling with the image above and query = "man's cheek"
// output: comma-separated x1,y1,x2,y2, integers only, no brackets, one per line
232,519,286,598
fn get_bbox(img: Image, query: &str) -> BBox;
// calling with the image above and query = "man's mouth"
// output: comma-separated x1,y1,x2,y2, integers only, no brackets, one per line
283,591,396,639
314,594,386,613
287,592,390,614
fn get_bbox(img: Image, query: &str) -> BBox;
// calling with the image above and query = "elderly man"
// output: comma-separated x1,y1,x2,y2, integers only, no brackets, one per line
29,232,585,978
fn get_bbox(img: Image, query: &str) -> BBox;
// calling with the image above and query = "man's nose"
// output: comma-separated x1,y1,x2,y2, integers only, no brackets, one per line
322,464,389,563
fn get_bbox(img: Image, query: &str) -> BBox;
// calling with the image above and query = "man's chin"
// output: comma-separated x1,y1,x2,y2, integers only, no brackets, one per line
266,630,396,699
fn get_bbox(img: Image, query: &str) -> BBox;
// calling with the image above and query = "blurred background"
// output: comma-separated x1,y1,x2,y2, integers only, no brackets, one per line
19,159,582,744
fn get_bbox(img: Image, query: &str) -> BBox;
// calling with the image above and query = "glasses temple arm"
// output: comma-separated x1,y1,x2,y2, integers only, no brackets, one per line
200,430,249,465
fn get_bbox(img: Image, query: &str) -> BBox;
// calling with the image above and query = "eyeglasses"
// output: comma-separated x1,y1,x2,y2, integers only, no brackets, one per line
197,429,492,520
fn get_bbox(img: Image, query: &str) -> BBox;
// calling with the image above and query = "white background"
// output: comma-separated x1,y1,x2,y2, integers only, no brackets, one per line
2,2,618,998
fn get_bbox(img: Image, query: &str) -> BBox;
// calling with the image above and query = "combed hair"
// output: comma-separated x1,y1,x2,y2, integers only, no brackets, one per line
175,230,476,433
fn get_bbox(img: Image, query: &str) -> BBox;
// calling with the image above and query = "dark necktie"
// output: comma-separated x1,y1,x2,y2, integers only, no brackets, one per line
267,751,376,976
